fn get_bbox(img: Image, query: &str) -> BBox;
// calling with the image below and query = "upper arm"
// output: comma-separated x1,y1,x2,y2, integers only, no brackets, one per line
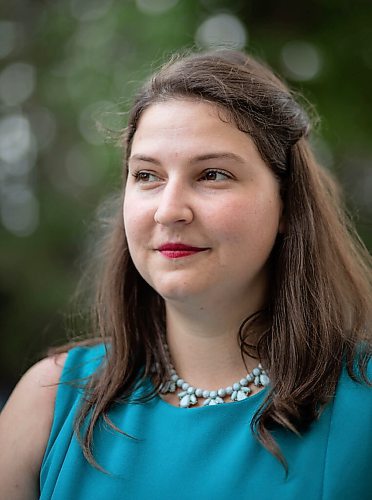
0,353,67,500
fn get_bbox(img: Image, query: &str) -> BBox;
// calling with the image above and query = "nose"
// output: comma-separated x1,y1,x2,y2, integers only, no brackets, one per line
154,180,194,226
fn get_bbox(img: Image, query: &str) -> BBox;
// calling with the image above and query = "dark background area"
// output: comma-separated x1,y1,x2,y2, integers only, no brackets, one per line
1,0,371,407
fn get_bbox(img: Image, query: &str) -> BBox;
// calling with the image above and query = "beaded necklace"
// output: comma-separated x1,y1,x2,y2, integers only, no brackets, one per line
159,340,270,408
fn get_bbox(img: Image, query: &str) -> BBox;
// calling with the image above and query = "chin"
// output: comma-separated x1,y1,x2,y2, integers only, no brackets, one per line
152,279,205,302
157,287,199,302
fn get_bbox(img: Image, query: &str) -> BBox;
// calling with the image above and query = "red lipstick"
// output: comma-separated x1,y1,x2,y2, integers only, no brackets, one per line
157,243,208,259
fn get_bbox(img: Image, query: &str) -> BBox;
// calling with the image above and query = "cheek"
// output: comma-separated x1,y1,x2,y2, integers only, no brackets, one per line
213,195,282,246
123,192,148,232
123,197,142,248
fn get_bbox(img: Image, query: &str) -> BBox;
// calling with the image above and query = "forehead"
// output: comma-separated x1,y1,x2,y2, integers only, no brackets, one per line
135,99,230,132
130,99,253,158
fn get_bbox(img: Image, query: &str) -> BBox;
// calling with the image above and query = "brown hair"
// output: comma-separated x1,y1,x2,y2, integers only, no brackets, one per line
56,49,372,471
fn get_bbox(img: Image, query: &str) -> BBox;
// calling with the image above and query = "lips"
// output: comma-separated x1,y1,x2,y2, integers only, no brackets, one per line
157,243,209,259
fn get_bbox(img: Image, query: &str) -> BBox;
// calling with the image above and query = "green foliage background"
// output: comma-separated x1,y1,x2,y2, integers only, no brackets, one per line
1,0,371,403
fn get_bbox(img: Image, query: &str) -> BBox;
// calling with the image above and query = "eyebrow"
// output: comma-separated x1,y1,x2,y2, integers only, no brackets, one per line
128,152,246,165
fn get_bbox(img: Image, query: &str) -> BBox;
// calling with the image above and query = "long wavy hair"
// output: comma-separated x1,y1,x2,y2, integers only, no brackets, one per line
55,49,372,471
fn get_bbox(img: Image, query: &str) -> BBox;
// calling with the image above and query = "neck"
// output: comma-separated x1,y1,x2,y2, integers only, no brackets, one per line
164,299,261,390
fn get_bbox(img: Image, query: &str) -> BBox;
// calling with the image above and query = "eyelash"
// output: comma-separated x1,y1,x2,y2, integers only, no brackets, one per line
131,171,159,182
131,169,232,183
200,170,232,181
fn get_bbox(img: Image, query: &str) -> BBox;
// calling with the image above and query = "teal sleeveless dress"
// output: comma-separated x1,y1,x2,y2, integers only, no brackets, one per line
40,345,372,499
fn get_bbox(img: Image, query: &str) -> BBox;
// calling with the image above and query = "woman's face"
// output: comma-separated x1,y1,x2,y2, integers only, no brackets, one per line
124,99,284,310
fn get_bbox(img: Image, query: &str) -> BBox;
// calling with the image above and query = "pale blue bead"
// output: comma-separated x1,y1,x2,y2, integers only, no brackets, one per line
178,390,187,398
176,379,184,388
226,386,233,395
252,368,261,376
195,388,203,397
254,376,260,386
171,374,178,381
217,388,226,397
208,399,218,405
203,398,211,406
187,386,195,394
240,378,248,386
210,390,217,398
260,374,270,386
236,390,248,401
215,396,224,404
233,383,240,391
182,382,189,391
231,390,237,400
241,386,250,393
247,374,254,382
190,394,197,404
180,394,190,408
202,390,210,398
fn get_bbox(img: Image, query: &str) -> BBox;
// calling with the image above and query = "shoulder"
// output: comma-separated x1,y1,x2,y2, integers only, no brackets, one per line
0,353,68,466
0,353,67,498
22,352,68,394
60,343,107,378
45,344,106,422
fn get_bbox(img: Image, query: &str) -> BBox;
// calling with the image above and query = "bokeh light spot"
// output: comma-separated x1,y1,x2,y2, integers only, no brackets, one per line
195,13,247,49
0,115,32,164
281,41,322,81
0,21,17,59
1,185,39,237
75,21,116,49
136,0,179,15
70,0,114,22
0,62,36,106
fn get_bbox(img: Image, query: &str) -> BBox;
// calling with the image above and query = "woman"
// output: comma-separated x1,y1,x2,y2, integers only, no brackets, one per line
0,49,371,499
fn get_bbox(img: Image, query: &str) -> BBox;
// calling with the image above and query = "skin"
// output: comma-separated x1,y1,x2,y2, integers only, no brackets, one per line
0,353,66,498
124,99,284,398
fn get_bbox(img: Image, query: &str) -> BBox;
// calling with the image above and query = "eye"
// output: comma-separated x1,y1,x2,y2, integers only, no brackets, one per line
132,170,160,182
200,169,232,181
